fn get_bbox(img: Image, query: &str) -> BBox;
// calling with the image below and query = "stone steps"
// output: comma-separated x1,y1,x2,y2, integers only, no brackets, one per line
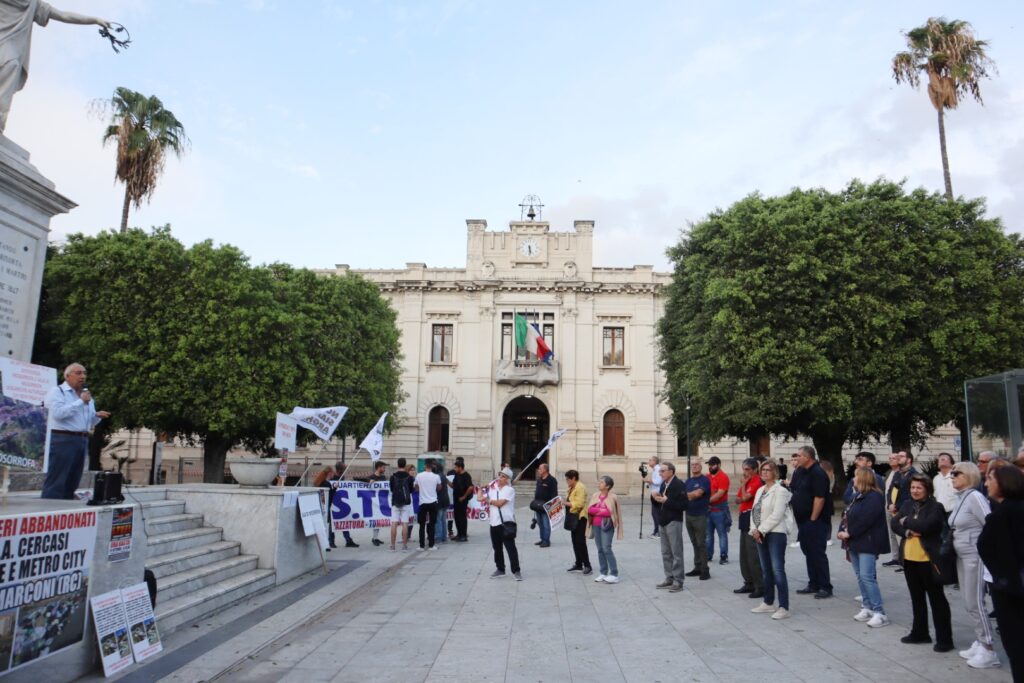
155,568,276,634
139,493,277,634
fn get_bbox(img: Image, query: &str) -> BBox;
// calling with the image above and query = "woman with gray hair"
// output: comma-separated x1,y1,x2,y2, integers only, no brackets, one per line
588,476,624,583
948,461,999,669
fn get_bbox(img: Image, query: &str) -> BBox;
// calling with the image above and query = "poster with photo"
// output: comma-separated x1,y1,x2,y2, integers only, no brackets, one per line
121,582,161,663
0,510,98,674
0,359,55,472
90,589,132,677
107,507,133,563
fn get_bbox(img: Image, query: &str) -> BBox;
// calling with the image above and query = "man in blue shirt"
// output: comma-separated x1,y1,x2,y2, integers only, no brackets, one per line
42,363,110,500
683,459,712,580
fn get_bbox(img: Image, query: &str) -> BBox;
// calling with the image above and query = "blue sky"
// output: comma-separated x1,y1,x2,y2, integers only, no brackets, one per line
8,1,1023,271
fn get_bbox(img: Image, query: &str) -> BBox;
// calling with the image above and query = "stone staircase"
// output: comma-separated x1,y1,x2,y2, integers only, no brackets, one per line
125,488,276,634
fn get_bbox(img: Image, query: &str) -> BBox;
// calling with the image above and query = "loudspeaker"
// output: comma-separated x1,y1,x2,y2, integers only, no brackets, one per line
88,470,124,506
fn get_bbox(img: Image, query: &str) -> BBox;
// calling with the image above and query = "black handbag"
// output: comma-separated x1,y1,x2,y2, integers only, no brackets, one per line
498,501,517,540
529,499,545,513
564,513,578,532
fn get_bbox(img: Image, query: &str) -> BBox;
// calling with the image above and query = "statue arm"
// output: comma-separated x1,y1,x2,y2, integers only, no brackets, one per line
47,8,111,28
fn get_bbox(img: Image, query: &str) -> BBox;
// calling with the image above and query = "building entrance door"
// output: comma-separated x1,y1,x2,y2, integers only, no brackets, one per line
502,397,549,481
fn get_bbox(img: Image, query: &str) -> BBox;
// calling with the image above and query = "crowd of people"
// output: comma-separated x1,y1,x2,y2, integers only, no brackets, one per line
327,445,1024,680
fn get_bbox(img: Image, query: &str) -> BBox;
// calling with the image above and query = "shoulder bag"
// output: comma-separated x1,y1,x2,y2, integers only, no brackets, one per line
497,496,517,540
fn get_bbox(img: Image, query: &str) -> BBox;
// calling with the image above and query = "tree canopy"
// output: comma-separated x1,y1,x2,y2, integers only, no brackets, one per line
35,228,404,480
657,179,1024,473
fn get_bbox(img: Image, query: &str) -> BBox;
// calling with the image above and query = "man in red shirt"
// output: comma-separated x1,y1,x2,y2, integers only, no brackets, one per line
705,457,731,565
734,458,765,598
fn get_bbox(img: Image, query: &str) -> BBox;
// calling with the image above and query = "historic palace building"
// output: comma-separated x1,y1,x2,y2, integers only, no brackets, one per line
321,211,677,489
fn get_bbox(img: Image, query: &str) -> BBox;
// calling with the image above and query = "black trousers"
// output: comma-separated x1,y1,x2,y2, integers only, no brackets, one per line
650,497,662,533
903,559,953,646
570,517,591,569
489,524,520,573
797,518,832,592
992,589,1024,682
418,502,438,548
453,501,469,538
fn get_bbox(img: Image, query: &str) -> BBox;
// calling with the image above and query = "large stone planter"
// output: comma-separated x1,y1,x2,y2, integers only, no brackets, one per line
226,456,280,487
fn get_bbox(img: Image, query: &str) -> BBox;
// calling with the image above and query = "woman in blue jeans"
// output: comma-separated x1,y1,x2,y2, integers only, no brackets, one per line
749,461,793,619
837,467,890,628
587,476,624,583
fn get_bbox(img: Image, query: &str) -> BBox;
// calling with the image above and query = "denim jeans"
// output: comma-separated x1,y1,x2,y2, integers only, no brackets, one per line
592,524,618,576
705,508,729,560
849,551,883,613
535,509,551,543
435,504,449,542
755,532,789,610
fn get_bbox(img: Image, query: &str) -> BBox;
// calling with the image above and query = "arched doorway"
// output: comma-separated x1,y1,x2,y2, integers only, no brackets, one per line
502,396,549,480
427,406,450,452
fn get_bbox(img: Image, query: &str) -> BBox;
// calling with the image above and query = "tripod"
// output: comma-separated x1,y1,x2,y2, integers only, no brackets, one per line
638,465,648,539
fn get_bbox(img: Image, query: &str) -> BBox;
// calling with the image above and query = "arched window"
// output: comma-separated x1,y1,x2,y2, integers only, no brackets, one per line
428,406,450,452
602,409,625,456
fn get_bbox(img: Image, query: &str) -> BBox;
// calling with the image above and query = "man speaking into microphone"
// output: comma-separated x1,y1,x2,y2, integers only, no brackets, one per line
41,363,111,500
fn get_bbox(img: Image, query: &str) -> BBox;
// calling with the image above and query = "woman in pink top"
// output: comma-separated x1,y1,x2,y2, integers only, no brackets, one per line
588,476,624,583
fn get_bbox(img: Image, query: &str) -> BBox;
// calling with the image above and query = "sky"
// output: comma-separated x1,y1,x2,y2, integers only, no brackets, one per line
7,1,1023,272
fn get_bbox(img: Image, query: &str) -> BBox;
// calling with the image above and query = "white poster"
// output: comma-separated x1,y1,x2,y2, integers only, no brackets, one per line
0,359,54,472
121,582,161,663
297,493,328,551
274,412,298,453
90,590,132,677
0,510,98,674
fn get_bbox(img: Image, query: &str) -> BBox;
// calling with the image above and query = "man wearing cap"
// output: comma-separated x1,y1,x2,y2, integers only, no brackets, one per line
42,363,110,500
484,468,521,580
704,456,731,565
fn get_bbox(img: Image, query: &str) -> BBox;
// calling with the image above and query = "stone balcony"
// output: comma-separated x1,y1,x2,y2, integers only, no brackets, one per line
494,359,561,386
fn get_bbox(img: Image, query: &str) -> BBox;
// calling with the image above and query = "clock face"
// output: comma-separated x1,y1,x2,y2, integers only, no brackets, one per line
519,238,540,257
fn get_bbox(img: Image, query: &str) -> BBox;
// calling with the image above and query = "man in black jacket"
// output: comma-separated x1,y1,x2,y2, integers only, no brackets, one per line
652,462,688,592
450,458,474,542
534,463,558,547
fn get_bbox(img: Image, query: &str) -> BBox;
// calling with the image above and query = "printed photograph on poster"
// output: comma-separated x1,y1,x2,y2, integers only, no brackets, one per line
544,496,565,527
90,589,133,677
107,507,133,562
0,510,98,674
0,359,55,472
121,582,161,662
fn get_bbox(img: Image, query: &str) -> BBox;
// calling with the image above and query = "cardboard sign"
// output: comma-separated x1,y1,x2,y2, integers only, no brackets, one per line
297,493,329,551
274,412,298,452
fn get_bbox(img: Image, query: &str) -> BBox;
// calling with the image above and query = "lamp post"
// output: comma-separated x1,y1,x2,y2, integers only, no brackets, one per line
685,397,691,474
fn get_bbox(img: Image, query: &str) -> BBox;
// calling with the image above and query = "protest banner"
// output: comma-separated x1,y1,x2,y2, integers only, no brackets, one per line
274,413,298,453
0,359,55,472
121,582,161,663
544,496,565,527
329,480,488,530
90,589,132,677
107,507,133,562
0,510,97,673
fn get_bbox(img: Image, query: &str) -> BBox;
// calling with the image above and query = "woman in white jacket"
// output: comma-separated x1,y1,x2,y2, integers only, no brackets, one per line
949,462,999,669
749,460,795,620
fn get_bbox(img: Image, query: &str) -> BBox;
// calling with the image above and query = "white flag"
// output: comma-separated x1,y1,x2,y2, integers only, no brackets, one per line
546,429,568,448
359,412,389,459
289,405,348,441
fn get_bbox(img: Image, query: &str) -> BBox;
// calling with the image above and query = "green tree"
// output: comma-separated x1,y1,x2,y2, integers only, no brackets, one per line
658,179,1024,478
101,88,188,233
35,229,404,481
892,17,996,199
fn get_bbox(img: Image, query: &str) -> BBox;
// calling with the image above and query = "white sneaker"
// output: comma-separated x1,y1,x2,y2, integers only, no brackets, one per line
967,648,1001,669
854,595,863,603
853,608,872,622
826,540,834,546
867,612,890,628
603,575,620,584
594,574,606,583
789,541,800,548
959,641,983,660
751,602,776,614
771,607,790,620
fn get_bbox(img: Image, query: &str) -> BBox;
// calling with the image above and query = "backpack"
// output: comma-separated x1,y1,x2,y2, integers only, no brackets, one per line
390,473,412,507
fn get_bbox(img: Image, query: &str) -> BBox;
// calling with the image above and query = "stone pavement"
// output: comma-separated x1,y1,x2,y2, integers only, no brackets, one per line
94,503,1012,683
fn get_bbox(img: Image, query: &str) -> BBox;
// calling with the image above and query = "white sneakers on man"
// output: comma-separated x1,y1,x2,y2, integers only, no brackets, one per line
603,575,620,584
959,641,983,659
866,612,889,628
594,574,606,582
771,608,790,620
751,602,776,614
853,608,873,622
967,648,1001,669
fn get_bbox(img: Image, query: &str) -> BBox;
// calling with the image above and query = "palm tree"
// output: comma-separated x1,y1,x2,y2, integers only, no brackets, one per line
892,18,995,199
102,88,188,232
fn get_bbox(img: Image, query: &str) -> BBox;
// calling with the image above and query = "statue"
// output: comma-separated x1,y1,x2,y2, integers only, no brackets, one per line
0,1,112,133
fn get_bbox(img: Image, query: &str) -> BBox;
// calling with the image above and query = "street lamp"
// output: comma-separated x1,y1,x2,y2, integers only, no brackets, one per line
685,397,691,474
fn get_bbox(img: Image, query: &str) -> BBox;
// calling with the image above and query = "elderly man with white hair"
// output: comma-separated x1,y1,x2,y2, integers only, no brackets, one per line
41,363,110,499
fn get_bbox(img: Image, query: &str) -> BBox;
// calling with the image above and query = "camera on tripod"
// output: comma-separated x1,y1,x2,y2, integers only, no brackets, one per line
638,463,648,477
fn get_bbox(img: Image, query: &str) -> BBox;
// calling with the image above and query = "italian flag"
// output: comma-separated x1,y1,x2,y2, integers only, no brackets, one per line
514,314,553,365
